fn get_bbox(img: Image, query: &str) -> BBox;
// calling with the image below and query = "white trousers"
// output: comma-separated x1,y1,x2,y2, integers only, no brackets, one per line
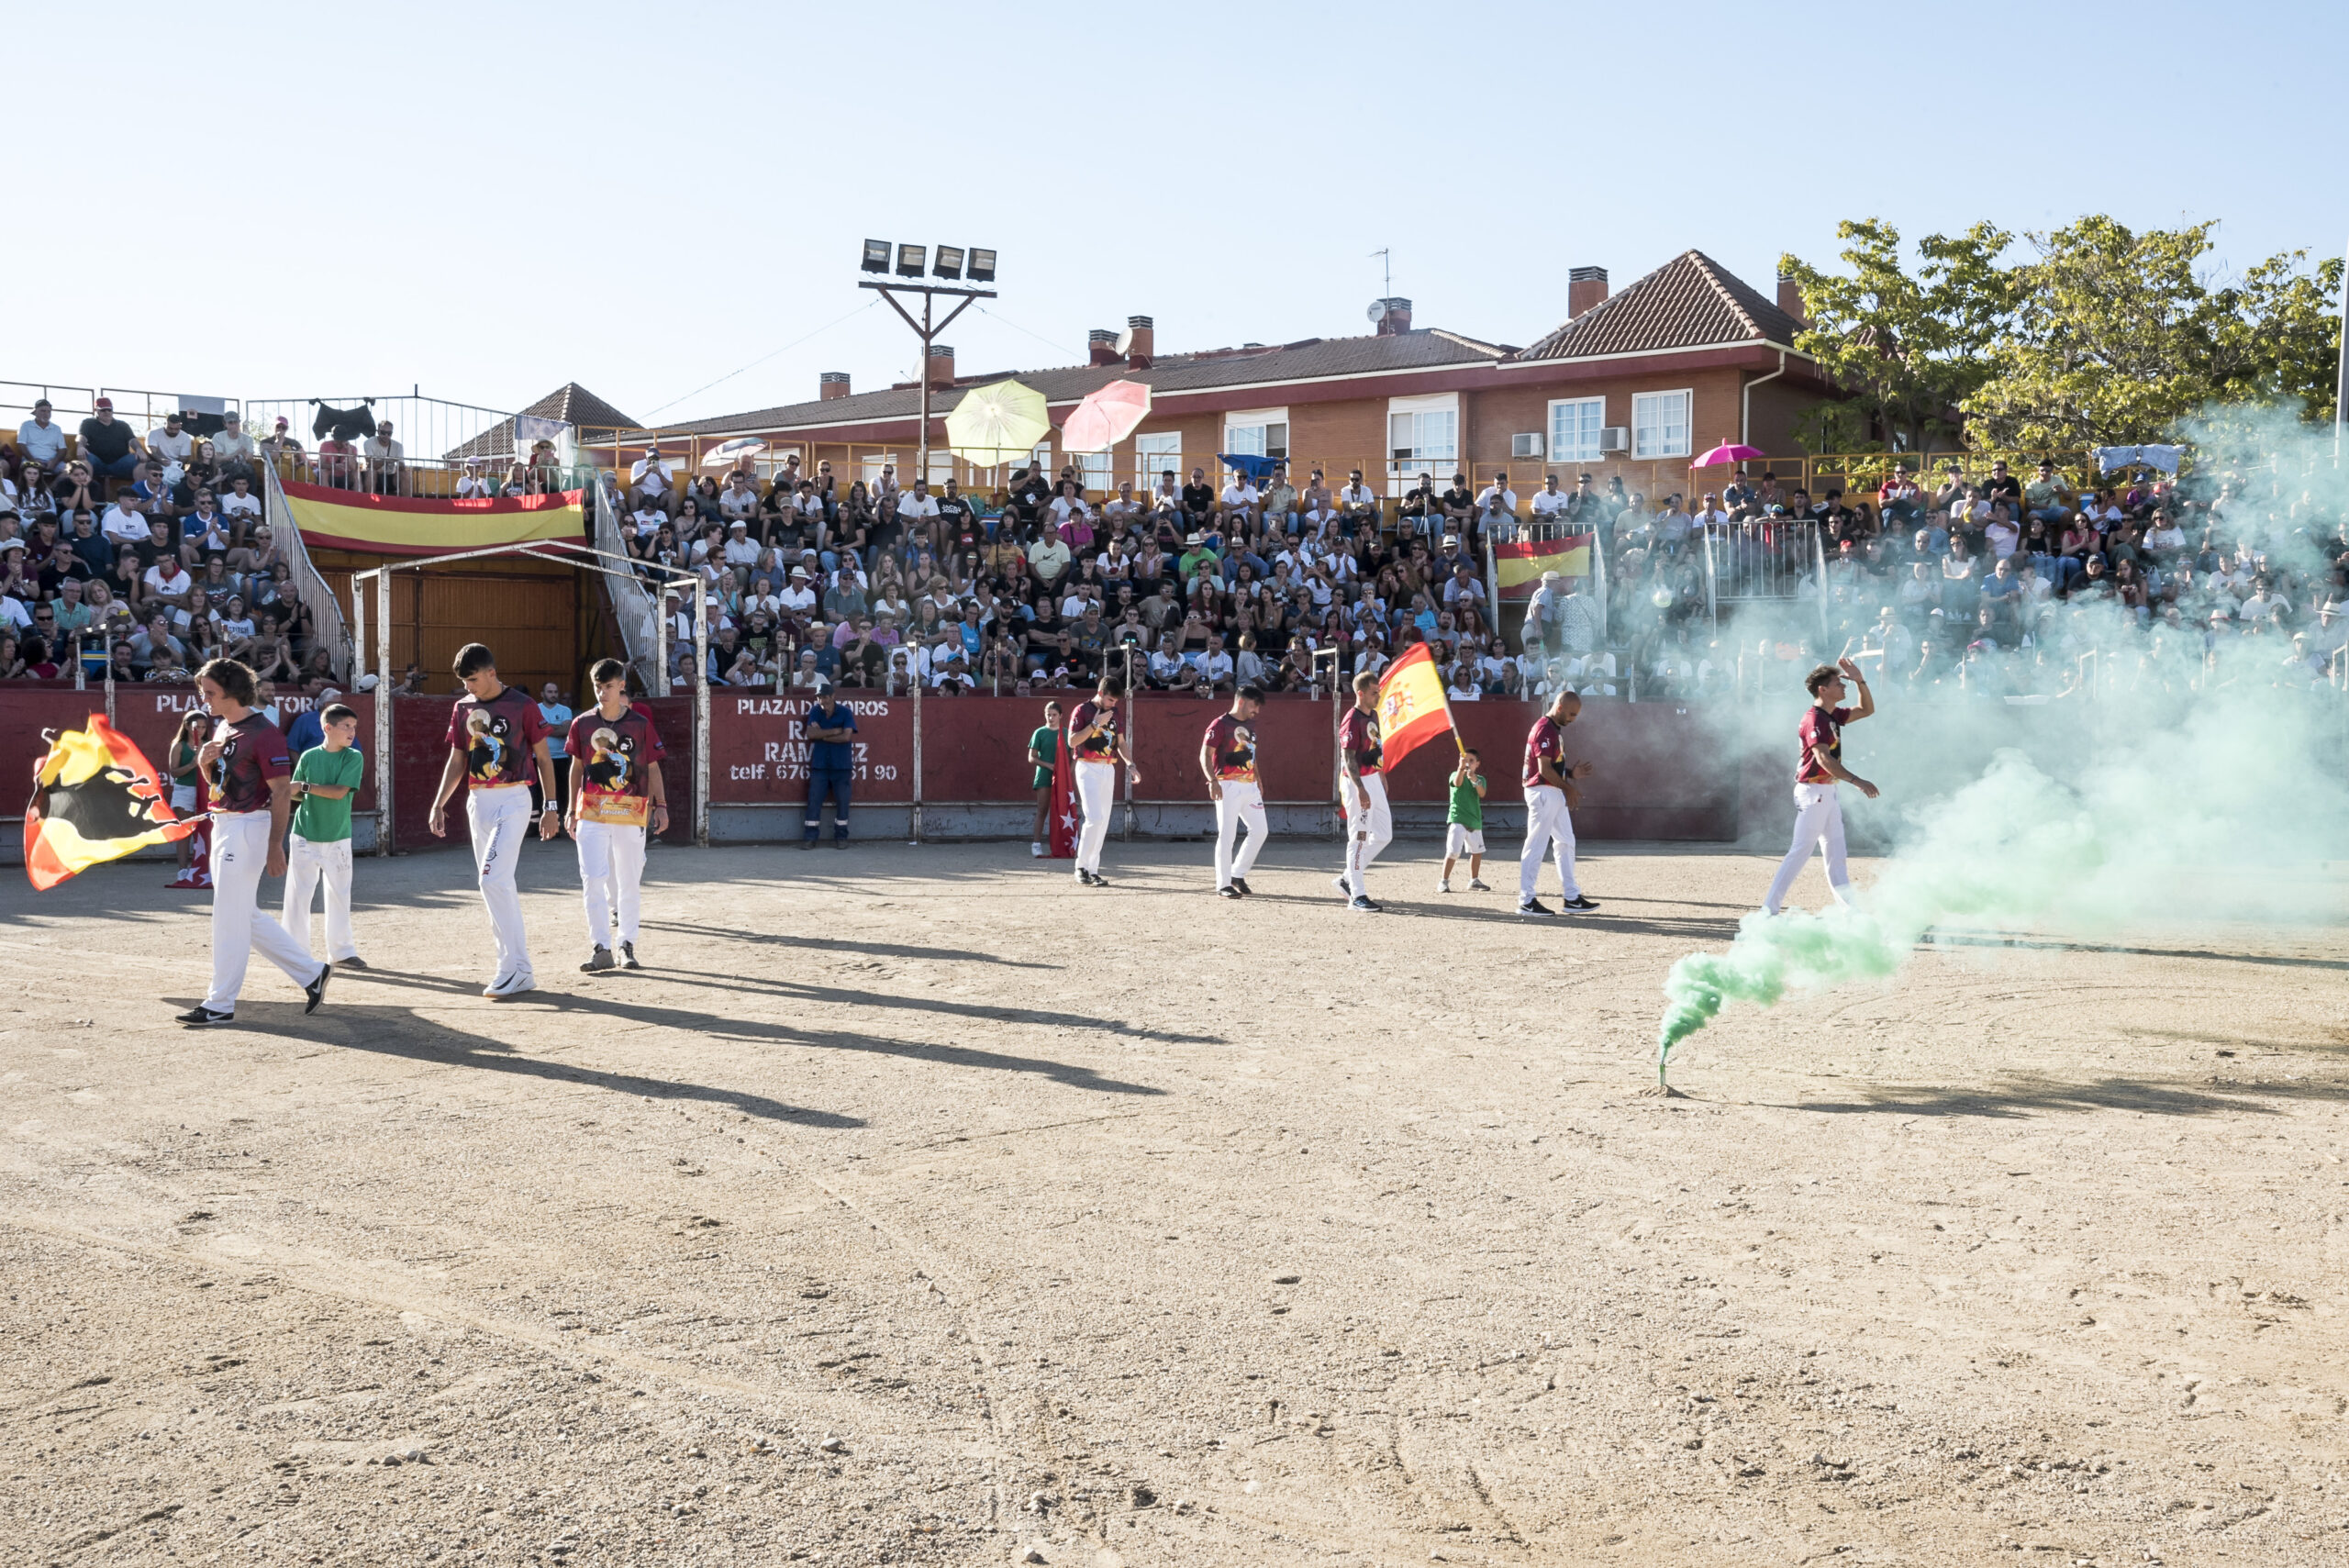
206,810,319,1013
1520,784,1581,901
280,832,358,962
1764,782,1853,914
1074,762,1117,874
468,785,535,983
575,819,647,945
1341,773,1392,896
1214,780,1267,885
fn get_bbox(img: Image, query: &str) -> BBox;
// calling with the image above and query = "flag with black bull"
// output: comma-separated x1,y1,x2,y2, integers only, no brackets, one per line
24,715,201,891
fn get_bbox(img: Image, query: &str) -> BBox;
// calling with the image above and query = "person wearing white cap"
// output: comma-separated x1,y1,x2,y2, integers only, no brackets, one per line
1524,569,1564,655
779,565,817,617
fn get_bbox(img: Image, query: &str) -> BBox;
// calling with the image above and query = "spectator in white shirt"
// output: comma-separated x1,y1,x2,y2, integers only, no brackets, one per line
1529,475,1570,519
220,475,263,521
721,520,762,570
1474,473,1520,516
1219,476,1260,526
898,477,942,530
455,460,494,499
718,474,761,525
211,411,260,483
100,493,150,547
1692,492,1731,530
145,555,194,601
17,399,68,467
1336,470,1381,532
779,566,818,617
362,421,406,495
147,414,195,469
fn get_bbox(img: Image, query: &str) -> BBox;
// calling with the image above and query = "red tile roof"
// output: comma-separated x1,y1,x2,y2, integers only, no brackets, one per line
1513,250,1803,363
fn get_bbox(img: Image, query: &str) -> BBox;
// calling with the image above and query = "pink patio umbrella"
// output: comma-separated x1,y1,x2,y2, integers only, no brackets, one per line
1690,441,1765,466
1060,378,1152,456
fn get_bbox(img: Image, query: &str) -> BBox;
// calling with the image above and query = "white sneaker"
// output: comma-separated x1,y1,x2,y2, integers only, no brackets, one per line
1436,878,1452,894
484,971,537,1000
1030,841,1044,857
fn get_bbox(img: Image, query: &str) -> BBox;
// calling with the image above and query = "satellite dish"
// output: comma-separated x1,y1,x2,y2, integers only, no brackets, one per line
1115,328,1134,355
1366,300,1388,323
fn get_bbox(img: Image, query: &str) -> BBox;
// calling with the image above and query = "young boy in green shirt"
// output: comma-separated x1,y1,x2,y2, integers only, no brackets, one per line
1439,747,1489,894
282,704,367,968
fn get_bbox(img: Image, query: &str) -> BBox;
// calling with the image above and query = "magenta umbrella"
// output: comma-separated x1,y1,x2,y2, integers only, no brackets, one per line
1691,441,1765,466
1060,378,1152,454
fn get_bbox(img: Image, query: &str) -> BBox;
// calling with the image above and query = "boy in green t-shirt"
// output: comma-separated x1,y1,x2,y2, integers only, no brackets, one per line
1438,747,1490,894
282,704,368,968
1026,699,1063,859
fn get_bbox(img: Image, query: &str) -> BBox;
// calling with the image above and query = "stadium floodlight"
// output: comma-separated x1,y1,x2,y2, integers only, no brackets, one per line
896,243,927,279
965,248,997,284
932,245,965,280
861,239,891,274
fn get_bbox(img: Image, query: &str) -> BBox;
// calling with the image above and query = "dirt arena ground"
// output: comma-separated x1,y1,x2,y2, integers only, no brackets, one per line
4,837,2347,1567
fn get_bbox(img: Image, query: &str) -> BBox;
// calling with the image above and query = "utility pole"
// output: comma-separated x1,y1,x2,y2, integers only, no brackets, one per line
862,284,986,481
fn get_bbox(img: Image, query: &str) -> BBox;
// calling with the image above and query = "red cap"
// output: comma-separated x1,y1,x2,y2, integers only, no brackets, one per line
93,396,114,409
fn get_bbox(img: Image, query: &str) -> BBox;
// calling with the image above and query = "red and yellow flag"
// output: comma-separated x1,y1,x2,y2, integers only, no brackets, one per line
1375,642,1456,773
276,479,585,556
1494,532,1594,599
24,715,199,890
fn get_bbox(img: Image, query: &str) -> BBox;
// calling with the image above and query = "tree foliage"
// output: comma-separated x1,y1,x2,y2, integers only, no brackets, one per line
1780,216,2343,456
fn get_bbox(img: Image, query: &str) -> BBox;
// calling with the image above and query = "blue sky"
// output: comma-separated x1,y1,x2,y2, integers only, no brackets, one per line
26,0,2344,431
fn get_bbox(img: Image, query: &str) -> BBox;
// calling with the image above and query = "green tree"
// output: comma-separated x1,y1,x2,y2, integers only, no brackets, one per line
1777,218,2013,457
1965,217,2343,449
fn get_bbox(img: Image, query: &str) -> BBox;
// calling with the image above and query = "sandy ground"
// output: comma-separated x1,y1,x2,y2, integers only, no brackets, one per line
4,834,2348,1568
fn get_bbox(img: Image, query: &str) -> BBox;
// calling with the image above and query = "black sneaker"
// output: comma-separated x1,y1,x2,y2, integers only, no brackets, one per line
338,955,370,971
177,1006,234,1028
1218,884,1241,899
800,838,816,851
1074,870,1094,886
1089,871,1112,886
620,942,641,971
1518,898,1556,917
1230,878,1253,897
1560,895,1600,913
1348,895,1383,913
581,947,616,973
304,963,332,1015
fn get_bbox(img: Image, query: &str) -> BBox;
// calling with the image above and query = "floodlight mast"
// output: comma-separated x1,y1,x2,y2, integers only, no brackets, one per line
856,242,997,488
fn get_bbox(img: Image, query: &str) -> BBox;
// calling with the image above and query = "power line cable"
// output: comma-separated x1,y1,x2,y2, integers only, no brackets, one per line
640,300,878,421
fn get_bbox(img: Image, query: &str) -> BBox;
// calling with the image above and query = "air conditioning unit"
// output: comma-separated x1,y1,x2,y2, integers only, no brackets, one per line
1511,432,1544,459
1598,427,1631,453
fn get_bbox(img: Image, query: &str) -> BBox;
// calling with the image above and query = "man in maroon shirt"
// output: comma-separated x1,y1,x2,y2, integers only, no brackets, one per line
1333,669,1389,912
428,642,561,997
1200,683,1266,897
178,657,331,1027
1066,674,1141,885
1763,657,1877,916
1517,689,1599,916
565,657,670,973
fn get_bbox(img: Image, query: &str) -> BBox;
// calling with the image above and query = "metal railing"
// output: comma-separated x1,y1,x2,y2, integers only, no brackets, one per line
262,462,352,681
265,452,596,499
593,480,663,691
243,395,513,473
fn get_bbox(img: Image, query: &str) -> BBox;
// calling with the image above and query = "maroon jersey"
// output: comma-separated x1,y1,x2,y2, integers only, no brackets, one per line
1522,714,1564,788
208,712,291,814
1796,705,1854,784
1203,713,1258,783
567,706,668,828
1069,699,1119,762
444,684,548,789
1338,705,1382,776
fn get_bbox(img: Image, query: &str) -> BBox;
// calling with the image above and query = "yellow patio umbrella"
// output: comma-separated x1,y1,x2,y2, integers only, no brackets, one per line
945,377,1051,469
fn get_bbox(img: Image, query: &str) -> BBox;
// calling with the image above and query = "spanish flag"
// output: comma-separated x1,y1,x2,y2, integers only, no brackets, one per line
276,478,585,556
1494,532,1594,599
1375,642,1456,773
24,716,200,891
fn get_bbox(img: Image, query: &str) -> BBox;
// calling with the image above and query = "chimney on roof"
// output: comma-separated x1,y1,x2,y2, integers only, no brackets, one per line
1373,297,1413,336
1568,266,1609,319
925,345,955,387
1125,315,1154,369
819,371,851,401
1088,328,1121,368
1776,272,1807,328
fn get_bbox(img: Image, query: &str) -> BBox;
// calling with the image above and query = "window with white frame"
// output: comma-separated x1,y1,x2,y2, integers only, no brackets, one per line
1075,450,1111,495
1547,397,1605,466
1386,393,1460,495
1631,389,1691,460
1133,431,1182,489
1221,408,1289,462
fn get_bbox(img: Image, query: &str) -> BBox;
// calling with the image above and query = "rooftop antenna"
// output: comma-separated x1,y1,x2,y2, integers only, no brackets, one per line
1371,247,1391,303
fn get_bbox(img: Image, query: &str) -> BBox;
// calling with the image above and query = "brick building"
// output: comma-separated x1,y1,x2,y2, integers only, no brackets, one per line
667,250,1834,504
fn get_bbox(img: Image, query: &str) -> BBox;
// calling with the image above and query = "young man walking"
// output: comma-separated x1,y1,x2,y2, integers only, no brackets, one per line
1334,669,1389,912
1519,689,1599,916
281,702,366,970
1763,657,1877,916
1201,683,1266,898
801,681,857,849
1438,747,1489,894
1066,674,1140,885
428,643,559,998
567,657,669,972
177,658,330,1027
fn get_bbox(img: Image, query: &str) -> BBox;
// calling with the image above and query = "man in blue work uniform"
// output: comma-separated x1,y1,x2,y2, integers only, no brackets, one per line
802,680,858,850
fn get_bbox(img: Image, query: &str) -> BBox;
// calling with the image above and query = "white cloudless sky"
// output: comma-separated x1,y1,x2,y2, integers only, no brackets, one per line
22,0,2345,433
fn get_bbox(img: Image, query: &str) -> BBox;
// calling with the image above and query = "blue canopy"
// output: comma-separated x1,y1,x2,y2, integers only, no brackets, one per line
1217,452,1280,481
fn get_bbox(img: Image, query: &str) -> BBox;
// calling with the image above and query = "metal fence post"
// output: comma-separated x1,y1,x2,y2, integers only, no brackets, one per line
693,588,709,848
1120,648,1137,840
908,655,924,844
375,569,394,855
